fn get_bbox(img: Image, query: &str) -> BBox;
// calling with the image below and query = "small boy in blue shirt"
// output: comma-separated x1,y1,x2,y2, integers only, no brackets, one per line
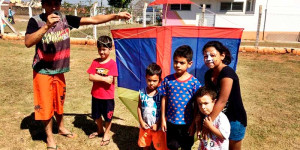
137,63,167,150
159,45,201,150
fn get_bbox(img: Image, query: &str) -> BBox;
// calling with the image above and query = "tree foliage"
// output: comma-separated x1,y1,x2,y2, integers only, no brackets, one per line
108,0,132,8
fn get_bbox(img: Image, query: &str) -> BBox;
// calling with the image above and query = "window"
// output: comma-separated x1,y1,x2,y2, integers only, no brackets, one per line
199,4,211,9
220,2,244,12
246,0,255,12
170,4,191,11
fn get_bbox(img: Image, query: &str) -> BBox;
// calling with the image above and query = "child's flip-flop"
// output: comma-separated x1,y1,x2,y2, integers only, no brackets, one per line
88,132,104,139
58,132,77,138
100,138,110,146
47,145,58,150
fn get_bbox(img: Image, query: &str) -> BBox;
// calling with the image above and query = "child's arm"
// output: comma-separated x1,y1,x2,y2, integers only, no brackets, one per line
203,117,225,140
137,95,149,129
161,96,167,132
209,78,233,121
80,12,131,25
89,74,113,84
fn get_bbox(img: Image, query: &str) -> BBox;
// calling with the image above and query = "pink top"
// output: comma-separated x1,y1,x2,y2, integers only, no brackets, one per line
87,58,118,99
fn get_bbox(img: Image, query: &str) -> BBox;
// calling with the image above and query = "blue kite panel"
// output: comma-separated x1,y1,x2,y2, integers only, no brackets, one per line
114,38,157,91
172,37,241,84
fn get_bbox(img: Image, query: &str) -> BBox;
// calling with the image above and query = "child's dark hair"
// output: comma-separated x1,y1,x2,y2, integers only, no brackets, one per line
202,41,232,65
146,63,162,80
173,45,193,62
195,86,217,130
97,36,112,49
194,86,217,101
41,0,62,5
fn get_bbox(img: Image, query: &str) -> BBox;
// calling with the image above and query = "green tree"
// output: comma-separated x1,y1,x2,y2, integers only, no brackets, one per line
108,0,132,8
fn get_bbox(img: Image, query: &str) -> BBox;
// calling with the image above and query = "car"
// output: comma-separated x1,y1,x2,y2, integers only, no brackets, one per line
135,15,152,24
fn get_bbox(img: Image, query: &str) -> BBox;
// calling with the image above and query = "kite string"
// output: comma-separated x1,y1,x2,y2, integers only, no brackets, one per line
115,54,141,82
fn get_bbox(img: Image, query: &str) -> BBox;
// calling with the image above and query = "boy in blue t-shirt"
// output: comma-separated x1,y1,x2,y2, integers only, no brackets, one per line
159,45,201,150
137,63,167,150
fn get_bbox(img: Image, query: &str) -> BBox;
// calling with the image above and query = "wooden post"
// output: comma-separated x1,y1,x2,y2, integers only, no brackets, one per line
163,4,168,26
91,2,98,40
0,0,4,34
118,8,122,24
262,0,269,40
74,4,78,16
143,3,148,27
130,6,133,24
255,5,262,49
152,7,155,25
29,0,34,18
0,10,4,34
201,4,206,26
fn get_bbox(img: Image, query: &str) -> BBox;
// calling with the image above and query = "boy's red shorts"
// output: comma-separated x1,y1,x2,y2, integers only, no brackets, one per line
33,71,66,120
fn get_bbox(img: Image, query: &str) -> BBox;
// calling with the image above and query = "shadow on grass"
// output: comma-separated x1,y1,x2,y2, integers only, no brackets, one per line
71,114,139,150
20,112,59,142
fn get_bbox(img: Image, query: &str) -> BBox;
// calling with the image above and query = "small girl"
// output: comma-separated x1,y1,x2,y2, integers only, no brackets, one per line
201,41,247,150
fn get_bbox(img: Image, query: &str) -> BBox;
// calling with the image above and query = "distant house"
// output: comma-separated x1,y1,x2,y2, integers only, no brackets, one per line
155,0,300,41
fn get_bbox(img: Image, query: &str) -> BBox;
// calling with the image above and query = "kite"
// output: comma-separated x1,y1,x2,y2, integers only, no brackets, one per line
111,26,243,119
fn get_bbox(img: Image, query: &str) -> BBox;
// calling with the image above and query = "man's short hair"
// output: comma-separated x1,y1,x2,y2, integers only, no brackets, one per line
173,45,193,62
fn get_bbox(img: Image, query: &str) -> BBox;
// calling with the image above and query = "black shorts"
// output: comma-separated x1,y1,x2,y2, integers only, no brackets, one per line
166,122,194,150
91,97,114,122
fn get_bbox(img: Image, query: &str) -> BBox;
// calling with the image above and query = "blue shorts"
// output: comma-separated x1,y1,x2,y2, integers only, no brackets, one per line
91,97,114,122
229,121,246,141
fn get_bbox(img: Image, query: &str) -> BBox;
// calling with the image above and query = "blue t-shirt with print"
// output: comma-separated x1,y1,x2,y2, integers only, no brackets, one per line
158,74,201,125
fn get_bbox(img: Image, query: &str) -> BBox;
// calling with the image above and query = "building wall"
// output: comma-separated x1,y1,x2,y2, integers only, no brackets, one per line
163,0,300,31
163,0,300,41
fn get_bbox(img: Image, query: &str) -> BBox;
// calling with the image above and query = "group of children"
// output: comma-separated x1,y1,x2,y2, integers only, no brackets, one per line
89,36,247,150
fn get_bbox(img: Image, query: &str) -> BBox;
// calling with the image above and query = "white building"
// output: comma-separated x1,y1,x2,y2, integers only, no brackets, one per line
158,0,300,41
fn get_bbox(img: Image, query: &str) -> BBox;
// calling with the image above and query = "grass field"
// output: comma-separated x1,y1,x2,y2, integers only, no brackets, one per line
0,39,299,150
